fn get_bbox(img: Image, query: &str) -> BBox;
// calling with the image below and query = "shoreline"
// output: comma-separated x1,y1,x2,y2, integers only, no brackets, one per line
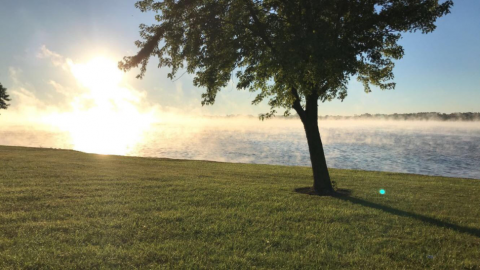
1,144,478,181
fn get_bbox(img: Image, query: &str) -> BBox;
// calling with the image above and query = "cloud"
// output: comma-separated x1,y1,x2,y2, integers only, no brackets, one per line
2,67,61,125
48,80,72,96
36,45,72,70
7,46,171,123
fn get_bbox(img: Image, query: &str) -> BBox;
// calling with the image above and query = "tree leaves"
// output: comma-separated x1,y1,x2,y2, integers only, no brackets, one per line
0,83,11,112
120,0,452,116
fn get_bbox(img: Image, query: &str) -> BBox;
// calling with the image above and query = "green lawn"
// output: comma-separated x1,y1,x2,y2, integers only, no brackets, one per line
0,145,479,269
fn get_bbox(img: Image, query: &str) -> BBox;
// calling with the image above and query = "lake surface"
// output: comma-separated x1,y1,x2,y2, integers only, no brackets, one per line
1,119,479,179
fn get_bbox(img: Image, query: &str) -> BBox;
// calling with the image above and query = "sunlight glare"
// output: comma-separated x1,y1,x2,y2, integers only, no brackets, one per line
46,57,157,155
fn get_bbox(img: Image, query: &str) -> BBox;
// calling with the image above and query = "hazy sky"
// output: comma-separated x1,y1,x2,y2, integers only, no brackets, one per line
1,0,479,117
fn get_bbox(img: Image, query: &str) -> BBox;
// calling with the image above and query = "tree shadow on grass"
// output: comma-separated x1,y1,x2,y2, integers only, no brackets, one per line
295,187,480,238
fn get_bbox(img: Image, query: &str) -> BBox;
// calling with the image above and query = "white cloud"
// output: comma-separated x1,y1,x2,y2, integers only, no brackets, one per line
36,45,72,70
1,67,61,125
49,80,73,96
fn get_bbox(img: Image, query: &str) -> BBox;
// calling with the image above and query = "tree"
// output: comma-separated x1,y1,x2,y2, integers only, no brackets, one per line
0,83,10,112
120,0,452,195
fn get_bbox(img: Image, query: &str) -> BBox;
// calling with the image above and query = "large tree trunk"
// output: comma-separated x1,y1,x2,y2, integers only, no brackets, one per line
292,89,334,195
301,115,333,194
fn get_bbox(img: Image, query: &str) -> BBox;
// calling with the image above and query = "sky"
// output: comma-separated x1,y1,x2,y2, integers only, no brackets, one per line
0,0,479,120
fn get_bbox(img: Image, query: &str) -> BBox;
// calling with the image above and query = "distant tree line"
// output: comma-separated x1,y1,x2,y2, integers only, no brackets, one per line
220,112,480,121
317,112,480,121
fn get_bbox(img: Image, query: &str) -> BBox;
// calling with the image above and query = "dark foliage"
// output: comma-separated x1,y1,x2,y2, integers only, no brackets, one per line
0,83,11,111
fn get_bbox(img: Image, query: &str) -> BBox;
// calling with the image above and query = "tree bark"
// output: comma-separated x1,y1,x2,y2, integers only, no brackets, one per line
301,113,333,194
292,89,333,194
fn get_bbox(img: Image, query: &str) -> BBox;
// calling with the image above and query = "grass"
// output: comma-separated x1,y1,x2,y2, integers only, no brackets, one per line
0,145,479,269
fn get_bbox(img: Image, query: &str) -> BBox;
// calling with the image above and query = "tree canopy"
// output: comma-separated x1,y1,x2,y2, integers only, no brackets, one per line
119,0,452,118
0,83,10,111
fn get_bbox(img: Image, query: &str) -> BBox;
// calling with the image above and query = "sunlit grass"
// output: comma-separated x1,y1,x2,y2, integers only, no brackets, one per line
0,145,479,269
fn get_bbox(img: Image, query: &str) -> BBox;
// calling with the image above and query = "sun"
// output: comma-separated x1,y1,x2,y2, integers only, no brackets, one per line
71,57,122,89
46,56,157,155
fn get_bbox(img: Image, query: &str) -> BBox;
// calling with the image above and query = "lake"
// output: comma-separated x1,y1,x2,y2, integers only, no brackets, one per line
1,119,479,179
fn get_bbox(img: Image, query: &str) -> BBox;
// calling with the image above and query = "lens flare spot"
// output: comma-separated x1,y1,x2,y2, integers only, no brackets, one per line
379,189,386,195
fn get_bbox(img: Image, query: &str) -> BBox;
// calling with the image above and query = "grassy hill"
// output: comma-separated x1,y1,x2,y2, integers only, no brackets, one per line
0,145,479,269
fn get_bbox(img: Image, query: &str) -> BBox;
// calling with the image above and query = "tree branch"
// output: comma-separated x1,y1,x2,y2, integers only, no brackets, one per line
119,27,164,72
291,87,306,121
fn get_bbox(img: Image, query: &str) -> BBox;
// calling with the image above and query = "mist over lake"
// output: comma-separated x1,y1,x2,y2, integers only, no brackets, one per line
1,119,479,179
